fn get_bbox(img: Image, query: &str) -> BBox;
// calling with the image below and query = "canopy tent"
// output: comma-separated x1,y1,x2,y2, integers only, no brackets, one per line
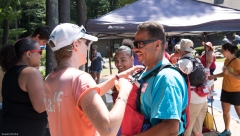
86,0,240,38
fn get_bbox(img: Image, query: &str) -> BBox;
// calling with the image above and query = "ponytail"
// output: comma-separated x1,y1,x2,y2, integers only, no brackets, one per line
0,44,17,72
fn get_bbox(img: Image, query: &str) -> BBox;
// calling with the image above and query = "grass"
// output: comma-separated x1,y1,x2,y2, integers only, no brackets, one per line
216,58,225,62
100,57,225,78
101,68,118,78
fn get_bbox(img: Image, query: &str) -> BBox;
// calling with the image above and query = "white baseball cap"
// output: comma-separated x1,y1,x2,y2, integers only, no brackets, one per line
49,23,98,51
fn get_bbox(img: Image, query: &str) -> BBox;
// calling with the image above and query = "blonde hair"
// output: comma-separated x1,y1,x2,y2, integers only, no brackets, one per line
48,40,73,65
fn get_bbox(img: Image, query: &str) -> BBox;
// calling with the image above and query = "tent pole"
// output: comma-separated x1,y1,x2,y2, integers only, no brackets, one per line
108,38,112,75
203,32,207,67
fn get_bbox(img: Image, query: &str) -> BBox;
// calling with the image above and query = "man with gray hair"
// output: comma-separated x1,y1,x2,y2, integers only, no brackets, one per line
133,21,188,135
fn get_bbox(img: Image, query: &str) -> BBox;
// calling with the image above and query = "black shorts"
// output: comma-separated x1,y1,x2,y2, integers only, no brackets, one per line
221,89,240,105
210,68,217,81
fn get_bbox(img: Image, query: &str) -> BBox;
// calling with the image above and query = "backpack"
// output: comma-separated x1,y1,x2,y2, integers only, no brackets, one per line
180,57,206,87
135,64,190,135
178,57,209,97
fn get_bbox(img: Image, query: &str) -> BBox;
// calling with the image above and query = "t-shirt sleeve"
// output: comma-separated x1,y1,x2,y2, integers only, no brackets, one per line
150,73,186,126
97,52,102,58
177,59,193,74
233,59,240,73
72,73,100,105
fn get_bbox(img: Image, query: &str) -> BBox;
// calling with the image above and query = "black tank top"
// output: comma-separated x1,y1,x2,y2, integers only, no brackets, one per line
1,65,47,118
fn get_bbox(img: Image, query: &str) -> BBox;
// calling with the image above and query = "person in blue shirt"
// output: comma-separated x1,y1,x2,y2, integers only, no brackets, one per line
133,21,188,136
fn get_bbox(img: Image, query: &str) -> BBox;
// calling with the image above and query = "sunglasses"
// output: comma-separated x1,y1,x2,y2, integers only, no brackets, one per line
79,25,86,34
25,50,42,55
133,39,160,48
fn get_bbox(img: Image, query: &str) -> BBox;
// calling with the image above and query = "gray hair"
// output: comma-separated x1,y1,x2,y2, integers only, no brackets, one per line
115,45,133,57
137,21,166,47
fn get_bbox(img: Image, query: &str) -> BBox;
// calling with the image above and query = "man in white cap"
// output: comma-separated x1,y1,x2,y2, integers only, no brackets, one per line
43,23,143,136
178,39,207,136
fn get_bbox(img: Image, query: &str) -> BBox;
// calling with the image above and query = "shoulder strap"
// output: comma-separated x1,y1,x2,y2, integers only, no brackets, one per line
226,57,236,67
136,63,172,112
180,56,196,68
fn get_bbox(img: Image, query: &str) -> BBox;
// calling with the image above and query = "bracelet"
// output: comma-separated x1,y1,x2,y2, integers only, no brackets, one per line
115,74,120,80
116,97,127,104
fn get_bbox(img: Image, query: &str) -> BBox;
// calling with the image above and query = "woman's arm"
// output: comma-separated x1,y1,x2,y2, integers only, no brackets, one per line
224,69,240,80
79,78,132,136
208,72,224,80
98,65,144,96
19,67,46,113
205,51,213,68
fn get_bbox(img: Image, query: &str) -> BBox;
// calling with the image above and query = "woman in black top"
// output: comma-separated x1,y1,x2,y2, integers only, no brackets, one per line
90,47,103,84
0,38,47,136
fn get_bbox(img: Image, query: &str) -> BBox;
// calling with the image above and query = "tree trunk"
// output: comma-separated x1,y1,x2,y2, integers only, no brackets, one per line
76,0,87,71
112,0,118,10
76,0,87,26
59,0,70,23
46,0,59,75
14,4,18,40
2,19,9,45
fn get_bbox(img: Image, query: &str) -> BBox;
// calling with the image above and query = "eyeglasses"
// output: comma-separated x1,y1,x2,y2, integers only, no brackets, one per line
25,50,42,55
133,39,160,48
79,25,86,34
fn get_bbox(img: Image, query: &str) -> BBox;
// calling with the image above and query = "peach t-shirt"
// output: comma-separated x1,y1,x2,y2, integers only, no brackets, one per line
44,68,100,136
170,52,181,64
222,58,240,92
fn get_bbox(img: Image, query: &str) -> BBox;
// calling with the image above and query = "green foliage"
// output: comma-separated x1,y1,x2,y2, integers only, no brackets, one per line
119,0,136,6
86,0,110,19
194,46,205,56
86,0,137,19
0,28,27,45
40,50,46,78
39,68,46,79
0,0,20,21
40,50,46,66
236,45,240,58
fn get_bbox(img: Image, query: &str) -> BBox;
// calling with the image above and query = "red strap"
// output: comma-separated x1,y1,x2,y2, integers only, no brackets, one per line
185,75,191,129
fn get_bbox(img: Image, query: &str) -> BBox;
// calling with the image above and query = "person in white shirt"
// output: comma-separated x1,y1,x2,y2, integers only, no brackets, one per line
233,33,240,44
178,39,207,136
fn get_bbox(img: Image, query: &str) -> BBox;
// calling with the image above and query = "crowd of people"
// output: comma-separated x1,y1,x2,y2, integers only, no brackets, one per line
0,21,239,136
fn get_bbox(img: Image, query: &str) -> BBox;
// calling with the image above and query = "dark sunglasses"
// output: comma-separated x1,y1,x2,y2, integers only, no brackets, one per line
25,50,42,55
133,39,160,48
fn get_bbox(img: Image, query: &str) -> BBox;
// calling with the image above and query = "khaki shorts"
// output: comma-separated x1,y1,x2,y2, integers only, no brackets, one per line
184,102,207,136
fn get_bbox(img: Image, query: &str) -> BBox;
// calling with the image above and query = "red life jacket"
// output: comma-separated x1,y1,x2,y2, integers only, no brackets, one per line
112,64,190,135
112,81,144,135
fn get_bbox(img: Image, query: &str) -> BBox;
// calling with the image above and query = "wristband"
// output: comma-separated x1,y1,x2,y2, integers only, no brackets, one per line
116,97,127,104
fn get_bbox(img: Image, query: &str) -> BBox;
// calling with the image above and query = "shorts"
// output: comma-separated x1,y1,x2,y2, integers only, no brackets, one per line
184,102,207,135
210,68,217,81
91,69,101,73
221,89,240,105
209,69,215,75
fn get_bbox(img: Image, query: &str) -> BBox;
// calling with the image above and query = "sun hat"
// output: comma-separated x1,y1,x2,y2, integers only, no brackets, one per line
49,23,98,51
204,42,214,51
179,39,194,52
